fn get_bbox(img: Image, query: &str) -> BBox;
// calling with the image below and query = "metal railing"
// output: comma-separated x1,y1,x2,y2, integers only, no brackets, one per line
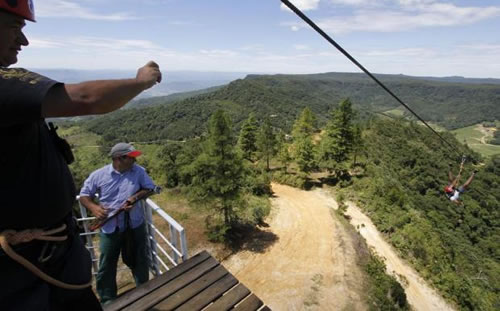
76,197,188,277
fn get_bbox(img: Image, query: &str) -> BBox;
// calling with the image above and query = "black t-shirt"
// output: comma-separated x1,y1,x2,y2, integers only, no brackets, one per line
0,68,75,230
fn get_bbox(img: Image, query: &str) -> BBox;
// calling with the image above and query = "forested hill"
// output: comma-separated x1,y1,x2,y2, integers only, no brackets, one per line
80,72,500,142
125,85,224,109
352,119,499,310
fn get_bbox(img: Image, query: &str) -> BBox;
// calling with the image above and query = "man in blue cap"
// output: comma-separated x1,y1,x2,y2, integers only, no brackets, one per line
79,143,157,305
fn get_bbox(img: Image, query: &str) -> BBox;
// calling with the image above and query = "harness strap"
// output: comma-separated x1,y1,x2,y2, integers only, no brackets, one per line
0,224,92,290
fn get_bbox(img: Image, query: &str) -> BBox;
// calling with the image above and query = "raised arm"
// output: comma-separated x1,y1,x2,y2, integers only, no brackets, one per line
41,61,162,118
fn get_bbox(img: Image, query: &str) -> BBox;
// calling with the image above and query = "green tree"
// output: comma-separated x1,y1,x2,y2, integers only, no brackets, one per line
317,99,355,176
256,117,277,171
277,132,292,173
292,107,317,138
351,124,364,166
291,107,317,173
237,113,259,160
187,110,245,227
294,134,316,173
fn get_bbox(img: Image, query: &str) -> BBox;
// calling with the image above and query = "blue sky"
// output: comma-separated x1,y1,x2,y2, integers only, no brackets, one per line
17,0,500,78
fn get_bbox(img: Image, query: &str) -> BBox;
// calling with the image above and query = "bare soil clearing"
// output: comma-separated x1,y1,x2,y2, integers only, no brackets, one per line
223,184,456,311
223,183,367,310
476,124,496,145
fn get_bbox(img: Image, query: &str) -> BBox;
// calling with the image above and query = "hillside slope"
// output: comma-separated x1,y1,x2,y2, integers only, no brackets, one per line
349,119,499,310
81,72,500,142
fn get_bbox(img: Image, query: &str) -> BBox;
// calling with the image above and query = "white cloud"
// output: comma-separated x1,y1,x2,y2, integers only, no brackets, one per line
329,0,379,6
294,44,311,50
199,49,239,57
289,1,500,34
361,47,436,58
239,44,266,52
71,37,162,51
37,0,136,21
24,36,164,53
168,21,194,26
280,0,321,11
286,0,500,34
457,43,500,57
28,38,65,49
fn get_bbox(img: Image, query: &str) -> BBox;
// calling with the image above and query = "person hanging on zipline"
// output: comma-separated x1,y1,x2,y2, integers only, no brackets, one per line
444,157,478,205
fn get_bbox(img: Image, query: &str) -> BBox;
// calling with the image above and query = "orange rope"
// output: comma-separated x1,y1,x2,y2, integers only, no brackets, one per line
0,224,92,290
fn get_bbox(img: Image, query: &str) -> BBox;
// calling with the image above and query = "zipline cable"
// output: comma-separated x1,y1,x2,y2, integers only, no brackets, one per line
280,0,462,159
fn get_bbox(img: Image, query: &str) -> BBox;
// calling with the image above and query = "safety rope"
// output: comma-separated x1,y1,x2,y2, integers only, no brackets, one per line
0,224,92,290
280,0,463,159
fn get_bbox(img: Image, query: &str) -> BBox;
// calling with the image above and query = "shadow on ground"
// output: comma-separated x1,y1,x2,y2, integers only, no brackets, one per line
226,223,279,254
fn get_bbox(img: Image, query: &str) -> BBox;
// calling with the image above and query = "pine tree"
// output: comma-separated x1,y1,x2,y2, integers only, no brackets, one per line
291,107,317,173
256,117,277,171
292,107,317,138
318,99,355,176
294,135,316,173
187,110,244,226
352,125,364,166
277,132,292,173
237,113,258,161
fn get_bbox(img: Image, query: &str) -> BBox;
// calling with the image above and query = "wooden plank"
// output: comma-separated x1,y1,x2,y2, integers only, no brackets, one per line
153,264,228,310
259,306,272,311
122,256,219,311
105,251,211,311
233,294,264,311
203,283,251,311
176,273,238,311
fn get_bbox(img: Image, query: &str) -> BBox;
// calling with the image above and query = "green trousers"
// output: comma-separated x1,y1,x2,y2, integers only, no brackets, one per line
96,222,149,304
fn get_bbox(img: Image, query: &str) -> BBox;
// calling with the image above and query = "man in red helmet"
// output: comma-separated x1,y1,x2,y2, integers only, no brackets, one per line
0,1,162,310
444,160,477,205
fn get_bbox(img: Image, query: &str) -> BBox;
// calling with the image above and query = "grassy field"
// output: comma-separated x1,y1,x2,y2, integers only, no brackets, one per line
383,108,405,117
383,108,447,132
452,123,500,157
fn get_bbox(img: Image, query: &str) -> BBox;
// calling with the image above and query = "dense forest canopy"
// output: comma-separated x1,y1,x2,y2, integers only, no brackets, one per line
79,72,500,143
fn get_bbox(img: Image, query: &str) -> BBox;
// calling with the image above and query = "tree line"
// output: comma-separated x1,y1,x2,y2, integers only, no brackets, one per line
78,73,500,144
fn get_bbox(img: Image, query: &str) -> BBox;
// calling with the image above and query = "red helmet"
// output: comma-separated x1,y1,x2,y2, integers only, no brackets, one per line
0,0,35,22
444,186,454,194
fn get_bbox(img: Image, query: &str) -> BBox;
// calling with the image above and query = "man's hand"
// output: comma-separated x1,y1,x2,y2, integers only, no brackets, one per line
136,61,162,90
90,204,108,220
122,198,135,211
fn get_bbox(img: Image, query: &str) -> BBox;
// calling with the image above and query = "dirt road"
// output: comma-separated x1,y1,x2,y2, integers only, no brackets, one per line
223,184,455,311
343,200,455,311
224,183,367,310
476,124,496,145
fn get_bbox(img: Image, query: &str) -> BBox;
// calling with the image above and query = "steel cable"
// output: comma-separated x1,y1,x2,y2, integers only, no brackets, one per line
280,0,463,159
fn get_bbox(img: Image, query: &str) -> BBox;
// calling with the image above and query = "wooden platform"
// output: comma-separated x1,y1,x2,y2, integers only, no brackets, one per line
104,250,270,311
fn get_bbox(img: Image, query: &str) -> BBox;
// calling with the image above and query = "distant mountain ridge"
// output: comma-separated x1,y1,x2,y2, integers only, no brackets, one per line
125,85,224,109
412,75,500,85
30,69,248,98
78,71,500,142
